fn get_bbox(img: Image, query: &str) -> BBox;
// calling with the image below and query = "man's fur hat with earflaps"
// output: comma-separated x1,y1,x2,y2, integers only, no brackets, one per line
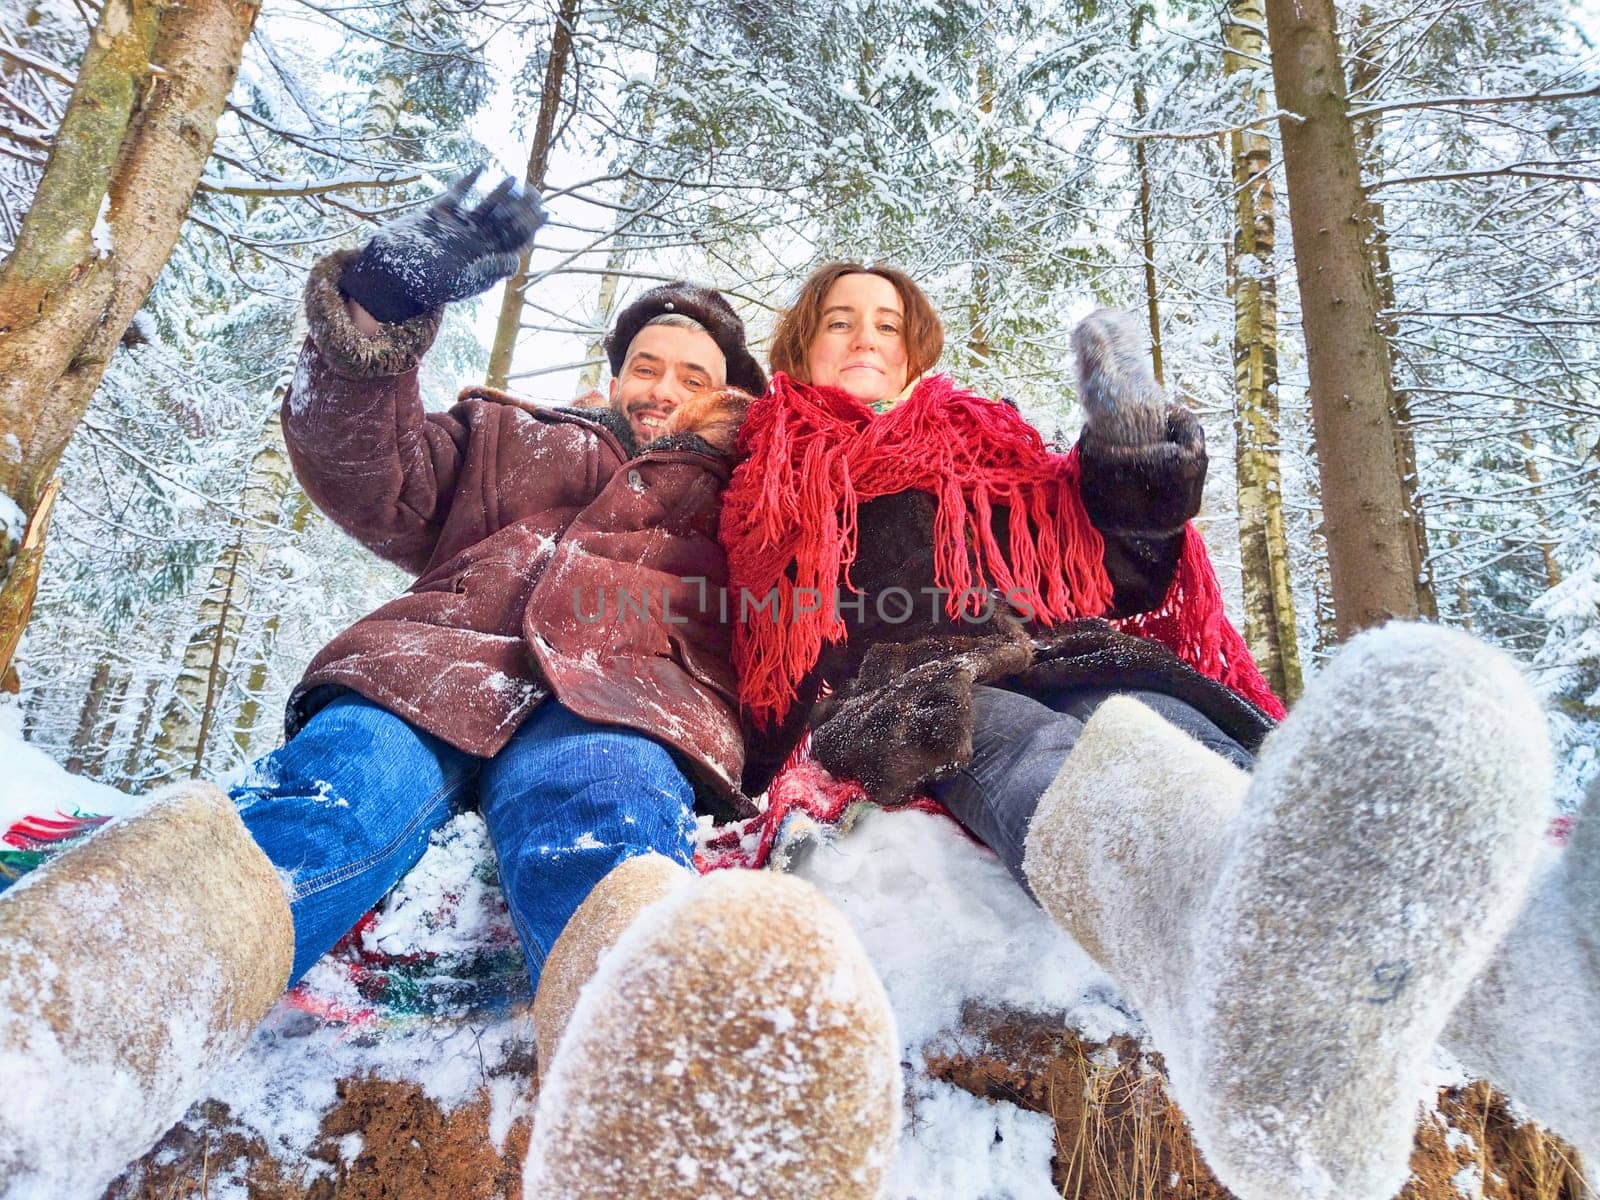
605,282,768,396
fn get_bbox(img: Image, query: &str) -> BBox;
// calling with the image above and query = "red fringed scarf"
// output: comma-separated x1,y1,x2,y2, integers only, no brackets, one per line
721,373,1286,730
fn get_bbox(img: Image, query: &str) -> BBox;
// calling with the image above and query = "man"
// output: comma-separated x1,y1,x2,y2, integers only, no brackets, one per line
0,174,900,1200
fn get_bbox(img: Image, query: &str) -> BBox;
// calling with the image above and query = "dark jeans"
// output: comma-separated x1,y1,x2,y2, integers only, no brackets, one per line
929,685,1255,893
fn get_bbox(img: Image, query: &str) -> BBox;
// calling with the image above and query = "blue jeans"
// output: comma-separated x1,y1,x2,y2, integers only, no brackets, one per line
232,694,697,987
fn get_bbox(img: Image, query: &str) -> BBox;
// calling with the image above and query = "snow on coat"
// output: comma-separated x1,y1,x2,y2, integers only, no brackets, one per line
281,251,746,811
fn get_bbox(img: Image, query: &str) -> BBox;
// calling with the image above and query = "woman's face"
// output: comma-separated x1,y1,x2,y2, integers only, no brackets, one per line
805,273,910,405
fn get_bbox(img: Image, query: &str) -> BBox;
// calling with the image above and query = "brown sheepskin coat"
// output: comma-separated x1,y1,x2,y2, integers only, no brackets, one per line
282,251,748,813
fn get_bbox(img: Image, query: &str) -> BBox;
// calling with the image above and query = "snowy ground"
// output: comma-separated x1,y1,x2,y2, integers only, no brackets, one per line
2,702,1567,1200
795,807,1135,1198
0,702,143,832
1,702,1128,1198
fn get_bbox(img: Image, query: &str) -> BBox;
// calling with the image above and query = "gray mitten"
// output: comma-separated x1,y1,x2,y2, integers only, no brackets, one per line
1072,309,1167,446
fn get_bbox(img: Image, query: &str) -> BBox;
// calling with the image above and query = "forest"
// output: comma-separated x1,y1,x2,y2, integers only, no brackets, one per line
0,0,1596,805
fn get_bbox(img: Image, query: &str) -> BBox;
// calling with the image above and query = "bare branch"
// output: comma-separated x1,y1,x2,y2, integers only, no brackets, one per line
197,169,424,198
1351,82,1600,119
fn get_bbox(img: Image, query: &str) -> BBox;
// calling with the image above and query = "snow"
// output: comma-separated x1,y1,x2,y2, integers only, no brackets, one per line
90,194,113,258
361,817,500,957
890,1077,1060,1200
1,661,1593,1198
791,806,1129,1054
286,348,315,418
0,700,143,831
0,492,23,543
1451,1161,1485,1198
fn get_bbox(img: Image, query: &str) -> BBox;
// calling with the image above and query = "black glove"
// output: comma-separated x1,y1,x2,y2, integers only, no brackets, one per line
339,167,547,324
812,657,978,804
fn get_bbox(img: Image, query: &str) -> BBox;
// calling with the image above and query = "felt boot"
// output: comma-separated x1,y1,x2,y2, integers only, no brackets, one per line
1443,775,1600,1177
523,869,901,1199
0,780,294,1199
1024,622,1552,1200
531,852,691,1070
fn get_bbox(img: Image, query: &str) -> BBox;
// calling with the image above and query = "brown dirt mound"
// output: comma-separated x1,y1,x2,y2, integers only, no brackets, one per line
925,1004,1590,1200
106,1003,1588,1199
103,1075,534,1200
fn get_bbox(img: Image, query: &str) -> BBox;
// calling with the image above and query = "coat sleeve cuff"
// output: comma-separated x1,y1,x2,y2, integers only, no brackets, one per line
1077,405,1207,535
304,249,443,378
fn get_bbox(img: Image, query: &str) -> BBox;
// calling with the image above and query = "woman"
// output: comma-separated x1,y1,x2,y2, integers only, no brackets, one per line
721,262,1596,1200
729,263,1283,818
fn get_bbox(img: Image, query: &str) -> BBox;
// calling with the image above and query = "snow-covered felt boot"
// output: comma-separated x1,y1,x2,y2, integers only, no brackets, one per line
523,869,901,1199
1443,775,1600,1174
531,852,691,1070
0,781,293,1199
1024,622,1552,1200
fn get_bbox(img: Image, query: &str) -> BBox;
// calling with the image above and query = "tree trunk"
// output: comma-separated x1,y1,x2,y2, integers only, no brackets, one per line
1518,414,1561,591
968,48,998,369
1131,2,1164,386
121,672,163,782
0,0,258,653
1349,6,1437,620
88,669,133,778
231,495,312,758
152,528,238,777
0,477,58,682
1223,0,1302,702
189,525,245,777
1263,0,1422,636
485,0,581,388
65,659,112,774
578,259,626,393
152,414,294,778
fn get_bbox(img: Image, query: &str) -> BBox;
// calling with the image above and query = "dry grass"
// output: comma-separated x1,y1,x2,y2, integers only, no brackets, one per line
1054,1041,1198,1199
927,1006,1591,1200
1410,1079,1591,1200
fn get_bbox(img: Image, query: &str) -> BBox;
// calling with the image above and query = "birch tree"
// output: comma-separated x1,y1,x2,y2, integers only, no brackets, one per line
1223,0,1301,700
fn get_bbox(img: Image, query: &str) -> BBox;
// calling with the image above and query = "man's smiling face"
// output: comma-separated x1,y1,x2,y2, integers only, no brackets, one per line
608,322,727,444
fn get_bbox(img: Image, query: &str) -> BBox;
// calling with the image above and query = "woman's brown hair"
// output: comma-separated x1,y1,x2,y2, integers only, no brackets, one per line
768,262,944,385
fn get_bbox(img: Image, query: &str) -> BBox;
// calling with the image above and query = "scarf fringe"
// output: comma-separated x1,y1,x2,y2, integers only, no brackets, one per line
724,373,1284,725
725,373,1121,728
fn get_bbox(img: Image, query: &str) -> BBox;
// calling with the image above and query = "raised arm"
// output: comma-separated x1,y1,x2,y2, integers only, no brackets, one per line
284,250,466,574
283,170,546,575
1071,310,1207,617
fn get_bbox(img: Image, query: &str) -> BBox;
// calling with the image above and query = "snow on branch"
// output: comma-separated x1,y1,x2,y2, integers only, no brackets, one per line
0,43,75,88
1371,157,1600,189
197,171,426,198
1115,111,1303,143
1351,83,1600,119
0,117,51,152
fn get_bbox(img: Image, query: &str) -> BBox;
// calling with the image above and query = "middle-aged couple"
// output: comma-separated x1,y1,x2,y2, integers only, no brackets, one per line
2,174,1596,1200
